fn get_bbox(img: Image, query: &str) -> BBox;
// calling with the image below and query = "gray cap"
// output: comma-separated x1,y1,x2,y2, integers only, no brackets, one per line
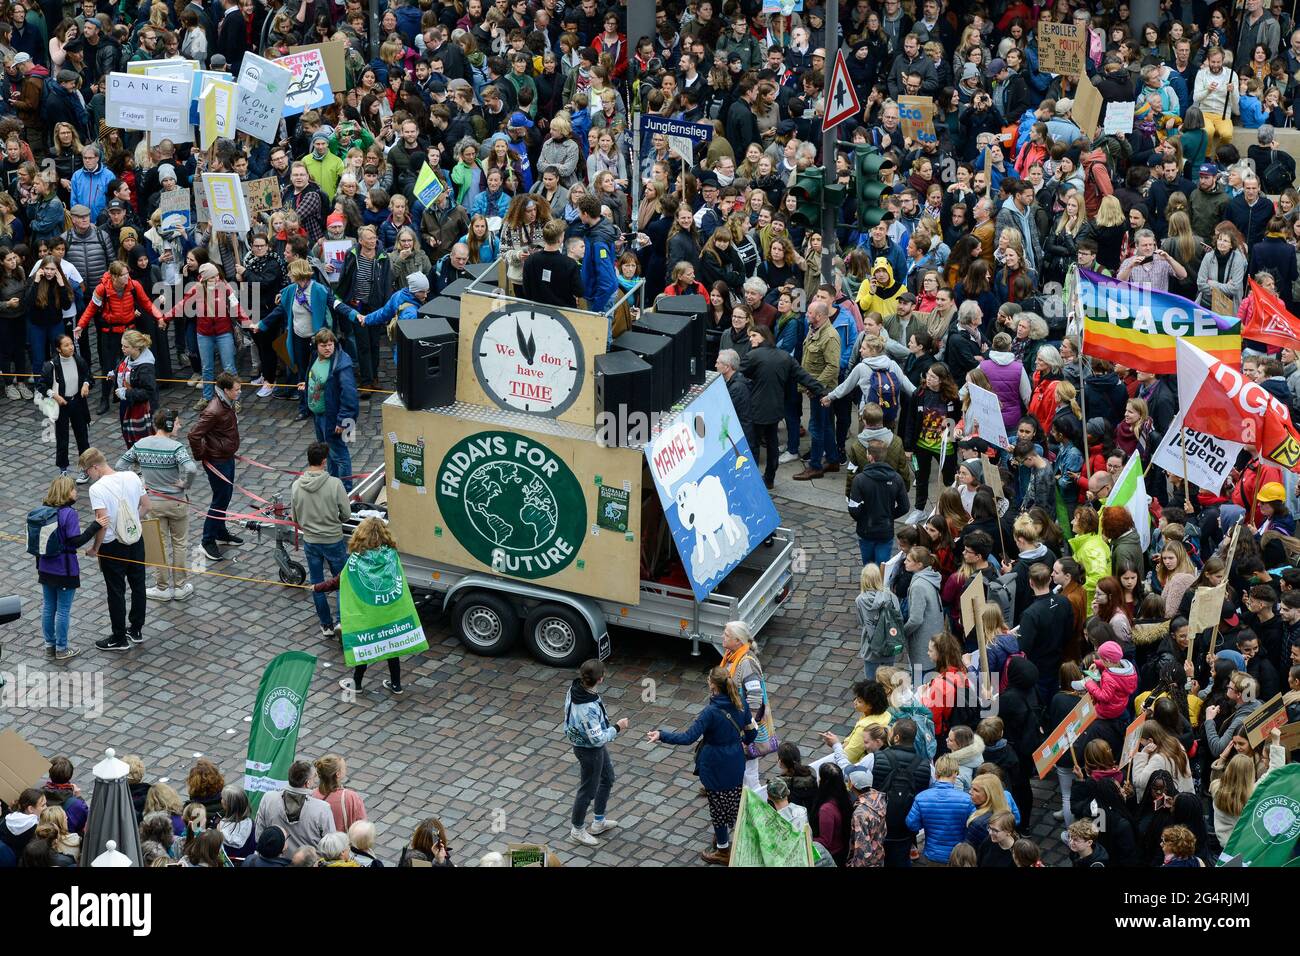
69,204,91,217
961,62,979,81
12,52,31,66
848,769,874,790
157,163,176,182
407,272,430,294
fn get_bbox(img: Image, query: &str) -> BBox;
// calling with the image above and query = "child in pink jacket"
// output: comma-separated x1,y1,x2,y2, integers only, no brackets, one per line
1071,641,1138,719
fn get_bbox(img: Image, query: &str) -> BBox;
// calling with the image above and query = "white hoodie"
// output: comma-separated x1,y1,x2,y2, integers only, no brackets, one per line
828,353,917,405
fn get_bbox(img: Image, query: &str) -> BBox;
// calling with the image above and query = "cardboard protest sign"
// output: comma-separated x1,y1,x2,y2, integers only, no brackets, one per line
1241,693,1289,748
984,462,1005,502
202,172,250,233
965,383,1011,451
1187,582,1227,637
1074,72,1103,138
105,72,190,140
158,188,192,234
959,573,986,640
235,52,291,144
278,47,335,115
898,95,937,145
286,41,347,91
242,176,284,223
1033,694,1097,778
0,728,48,805
1151,410,1246,495
1119,712,1147,768
1037,21,1087,76
1211,288,1235,316
199,78,238,149
1278,720,1300,752
1103,101,1136,135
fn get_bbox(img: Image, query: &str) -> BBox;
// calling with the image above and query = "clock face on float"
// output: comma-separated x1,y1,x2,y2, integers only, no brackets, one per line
470,304,585,417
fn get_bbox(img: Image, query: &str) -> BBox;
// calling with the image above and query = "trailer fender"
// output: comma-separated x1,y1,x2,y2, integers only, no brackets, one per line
442,575,611,660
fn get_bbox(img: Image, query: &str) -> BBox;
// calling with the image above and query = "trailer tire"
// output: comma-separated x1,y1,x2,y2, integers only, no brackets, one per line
523,604,592,667
455,592,520,656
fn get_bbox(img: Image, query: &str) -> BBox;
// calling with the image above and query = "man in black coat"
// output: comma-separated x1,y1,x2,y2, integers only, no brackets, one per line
724,79,762,157
1083,361,1129,425
1017,563,1074,705
1225,176,1276,250
860,718,932,867
717,347,756,457
847,439,910,566
740,327,827,488
216,0,246,74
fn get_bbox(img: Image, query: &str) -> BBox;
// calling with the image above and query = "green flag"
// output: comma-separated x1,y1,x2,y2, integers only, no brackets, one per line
244,651,317,810
1219,764,1300,866
1105,453,1150,550
339,546,429,667
729,788,813,867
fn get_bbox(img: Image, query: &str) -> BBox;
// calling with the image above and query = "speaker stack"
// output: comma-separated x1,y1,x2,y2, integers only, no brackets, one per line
653,293,710,380
633,311,693,401
396,316,457,411
611,330,675,412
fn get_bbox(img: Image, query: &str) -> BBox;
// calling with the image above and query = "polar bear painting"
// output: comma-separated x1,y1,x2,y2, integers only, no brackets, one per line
675,475,748,581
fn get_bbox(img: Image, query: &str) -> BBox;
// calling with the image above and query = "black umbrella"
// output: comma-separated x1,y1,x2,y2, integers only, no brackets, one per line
83,749,141,867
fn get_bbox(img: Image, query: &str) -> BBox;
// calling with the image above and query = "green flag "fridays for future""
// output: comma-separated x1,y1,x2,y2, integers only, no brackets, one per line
339,546,429,668
1219,763,1300,867
244,651,317,810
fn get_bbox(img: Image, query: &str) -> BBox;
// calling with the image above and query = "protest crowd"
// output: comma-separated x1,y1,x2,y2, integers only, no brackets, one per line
2,0,1300,870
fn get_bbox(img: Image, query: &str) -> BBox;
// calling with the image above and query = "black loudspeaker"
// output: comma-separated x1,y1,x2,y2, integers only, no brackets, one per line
595,351,653,445
611,331,674,412
438,278,474,299
634,311,692,400
417,295,462,332
396,317,457,411
652,295,708,384
464,260,498,281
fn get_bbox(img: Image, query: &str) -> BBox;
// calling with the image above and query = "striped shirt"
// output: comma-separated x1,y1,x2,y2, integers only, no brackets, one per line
352,253,375,304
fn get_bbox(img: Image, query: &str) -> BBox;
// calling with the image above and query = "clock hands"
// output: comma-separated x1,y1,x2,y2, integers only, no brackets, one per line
515,316,537,365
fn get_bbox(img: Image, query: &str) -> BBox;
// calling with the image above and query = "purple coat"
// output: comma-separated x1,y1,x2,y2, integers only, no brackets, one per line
35,506,84,586
979,355,1028,432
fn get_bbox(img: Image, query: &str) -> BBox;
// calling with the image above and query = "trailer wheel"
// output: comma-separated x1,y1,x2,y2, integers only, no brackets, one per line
279,561,307,586
523,604,592,667
455,592,519,656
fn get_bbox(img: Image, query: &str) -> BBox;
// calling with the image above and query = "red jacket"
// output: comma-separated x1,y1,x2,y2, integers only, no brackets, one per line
163,279,251,338
592,32,628,80
77,276,161,334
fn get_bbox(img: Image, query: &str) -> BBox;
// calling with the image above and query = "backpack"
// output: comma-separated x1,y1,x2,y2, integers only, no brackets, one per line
944,670,983,733
877,749,922,836
866,367,901,426
26,505,64,557
113,492,142,545
988,573,1016,624
891,702,937,759
1261,156,1294,194
866,601,905,661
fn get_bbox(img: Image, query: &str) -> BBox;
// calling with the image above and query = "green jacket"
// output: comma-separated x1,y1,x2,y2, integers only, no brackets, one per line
329,125,375,160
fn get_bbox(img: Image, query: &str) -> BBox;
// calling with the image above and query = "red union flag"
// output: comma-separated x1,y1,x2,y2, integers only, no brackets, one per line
1242,278,1300,350
1176,337,1300,472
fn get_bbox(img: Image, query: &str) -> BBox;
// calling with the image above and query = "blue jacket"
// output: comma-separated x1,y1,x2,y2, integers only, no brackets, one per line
905,780,975,862
1240,94,1267,129
575,216,619,313
362,288,422,328
774,312,807,359
658,694,755,792
71,164,115,222
1055,442,1083,493
470,189,510,219
393,5,422,41
564,679,618,748
312,347,358,432
830,305,855,373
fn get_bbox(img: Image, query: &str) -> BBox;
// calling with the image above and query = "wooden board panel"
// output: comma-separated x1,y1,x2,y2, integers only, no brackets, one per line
383,401,643,604
454,292,608,427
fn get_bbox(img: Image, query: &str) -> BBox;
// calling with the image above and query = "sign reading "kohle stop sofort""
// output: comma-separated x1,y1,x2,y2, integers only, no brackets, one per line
436,432,586,579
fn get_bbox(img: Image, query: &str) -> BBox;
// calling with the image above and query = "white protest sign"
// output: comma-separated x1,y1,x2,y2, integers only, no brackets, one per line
105,72,190,140
202,172,250,233
965,383,1011,451
1151,409,1246,495
1103,101,1136,136
276,48,334,116
235,52,291,144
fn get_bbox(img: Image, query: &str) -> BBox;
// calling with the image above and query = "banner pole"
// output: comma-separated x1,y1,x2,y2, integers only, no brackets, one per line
1180,426,1191,510
1073,266,1091,478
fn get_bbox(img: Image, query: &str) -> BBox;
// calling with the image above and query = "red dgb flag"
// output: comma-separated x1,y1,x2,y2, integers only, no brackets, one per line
1175,337,1300,472
1242,277,1300,349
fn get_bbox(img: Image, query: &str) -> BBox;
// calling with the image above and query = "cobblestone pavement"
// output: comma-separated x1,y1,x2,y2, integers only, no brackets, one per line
0,369,1069,867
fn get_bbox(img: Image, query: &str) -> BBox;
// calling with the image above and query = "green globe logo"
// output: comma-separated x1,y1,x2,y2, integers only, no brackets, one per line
436,431,585,579
261,686,303,741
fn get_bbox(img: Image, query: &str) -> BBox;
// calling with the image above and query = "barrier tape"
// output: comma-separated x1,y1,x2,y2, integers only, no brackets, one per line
236,454,372,482
145,485,301,530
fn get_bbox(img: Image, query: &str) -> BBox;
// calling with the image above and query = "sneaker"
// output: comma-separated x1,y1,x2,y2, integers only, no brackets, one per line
334,623,342,636
172,582,194,601
250,375,266,386
95,636,130,652
44,644,56,659
901,508,924,524
569,826,599,847
295,410,312,420
256,383,275,398
75,470,89,485
146,586,173,602
4,384,17,400
200,541,225,562
589,818,619,835
127,629,144,645
382,679,403,695
320,624,336,639
338,677,357,693
17,383,32,399
218,532,244,545
55,646,80,661
778,450,801,464
187,374,201,387
194,397,208,412
1052,809,1065,822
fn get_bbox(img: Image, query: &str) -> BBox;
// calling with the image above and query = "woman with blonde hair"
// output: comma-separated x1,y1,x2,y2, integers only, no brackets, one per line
312,754,369,832
1155,540,1198,617
647,665,756,865
965,772,1018,848
143,781,184,835
1210,752,1256,846
1131,721,1195,799
1116,396,1154,462
1161,209,1203,300
37,805,80,864
1093,195,1128,272
856,563,903,678
314,517,413,696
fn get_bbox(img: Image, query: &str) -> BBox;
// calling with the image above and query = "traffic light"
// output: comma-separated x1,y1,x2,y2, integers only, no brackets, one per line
789,166,825,227
854,144,894,229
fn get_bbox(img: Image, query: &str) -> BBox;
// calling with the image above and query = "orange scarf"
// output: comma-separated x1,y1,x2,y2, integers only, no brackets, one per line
721,643,751,678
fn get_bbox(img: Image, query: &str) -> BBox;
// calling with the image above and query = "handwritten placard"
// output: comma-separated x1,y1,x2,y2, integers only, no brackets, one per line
1037,21,1087,77
898,95,937,145
1103,101,1136,136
